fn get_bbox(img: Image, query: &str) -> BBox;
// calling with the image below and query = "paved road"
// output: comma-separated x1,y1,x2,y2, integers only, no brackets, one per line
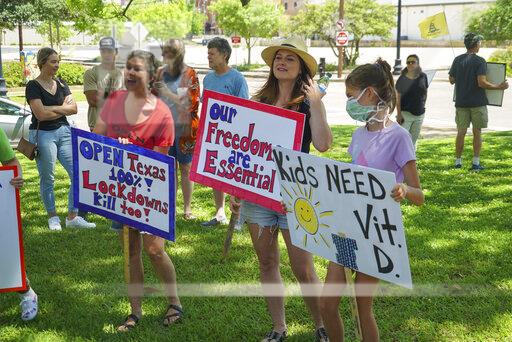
2,44,499,70
69,72,511,138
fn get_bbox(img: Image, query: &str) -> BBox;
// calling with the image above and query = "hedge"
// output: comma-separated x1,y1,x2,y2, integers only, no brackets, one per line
489,47,512,77
2,61,86,87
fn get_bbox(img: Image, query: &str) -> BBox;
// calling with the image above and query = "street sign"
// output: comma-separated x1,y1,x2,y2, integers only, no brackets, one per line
336,19,345,30
231,36,241,44
335,31,349,47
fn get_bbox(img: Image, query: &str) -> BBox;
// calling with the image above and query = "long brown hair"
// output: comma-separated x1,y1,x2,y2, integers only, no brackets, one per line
254,51,310,109
345,58,396,112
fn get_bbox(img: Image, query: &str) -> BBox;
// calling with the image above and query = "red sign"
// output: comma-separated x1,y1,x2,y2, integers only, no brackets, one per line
231,36,241,44
190,90,305,212
336,31,349,47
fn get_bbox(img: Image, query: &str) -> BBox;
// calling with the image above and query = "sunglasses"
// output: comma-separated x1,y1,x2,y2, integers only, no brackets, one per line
406,60,417,65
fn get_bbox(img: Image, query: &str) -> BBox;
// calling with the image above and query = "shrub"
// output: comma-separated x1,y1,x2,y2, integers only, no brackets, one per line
233,63,265,72
3,61,24,88
489,47,512,77
56,63,85,85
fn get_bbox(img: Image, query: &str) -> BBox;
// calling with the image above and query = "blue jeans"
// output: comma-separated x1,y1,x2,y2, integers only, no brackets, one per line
29,125,77,214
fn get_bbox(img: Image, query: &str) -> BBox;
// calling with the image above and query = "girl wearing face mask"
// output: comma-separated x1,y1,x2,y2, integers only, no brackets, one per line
320,58,424,342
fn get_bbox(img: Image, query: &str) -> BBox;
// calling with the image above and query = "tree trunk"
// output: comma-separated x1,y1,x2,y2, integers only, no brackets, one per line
49,22,54,48
56,22,61,51
246,38,251,65
18,23,23,53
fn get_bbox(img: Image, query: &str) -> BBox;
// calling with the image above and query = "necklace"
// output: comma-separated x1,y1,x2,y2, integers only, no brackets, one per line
38,77,55,89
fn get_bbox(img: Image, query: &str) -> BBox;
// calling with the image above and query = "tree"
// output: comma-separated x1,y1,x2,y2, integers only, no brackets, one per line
288,0,395,66
467,0,512,44
210,0,284,65
128,0,195,43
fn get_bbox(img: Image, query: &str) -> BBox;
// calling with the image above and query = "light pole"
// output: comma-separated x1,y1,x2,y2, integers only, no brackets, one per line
393,0,402,75
0,35,7,97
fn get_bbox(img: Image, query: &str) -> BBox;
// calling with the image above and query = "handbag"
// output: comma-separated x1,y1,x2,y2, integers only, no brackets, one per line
17,136,38,160
16,99,39,160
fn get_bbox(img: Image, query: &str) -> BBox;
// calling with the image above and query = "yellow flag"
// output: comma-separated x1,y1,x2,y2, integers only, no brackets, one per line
418,12,449,39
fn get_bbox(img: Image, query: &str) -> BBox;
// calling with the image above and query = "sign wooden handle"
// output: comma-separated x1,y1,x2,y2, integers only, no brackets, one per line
344,267,362,341
123,226,130,284
221,213,239,262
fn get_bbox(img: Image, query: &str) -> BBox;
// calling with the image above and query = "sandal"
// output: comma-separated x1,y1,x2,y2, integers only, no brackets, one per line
117,314,140,332
315,327,329,342
261,330,287,342
183,212,196,220
163,304,184,326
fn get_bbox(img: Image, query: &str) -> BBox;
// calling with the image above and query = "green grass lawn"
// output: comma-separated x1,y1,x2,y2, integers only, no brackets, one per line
10,91,87,105
1,126,511,341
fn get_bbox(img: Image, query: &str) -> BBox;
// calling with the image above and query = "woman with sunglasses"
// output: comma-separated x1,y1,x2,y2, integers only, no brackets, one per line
395,54,429,147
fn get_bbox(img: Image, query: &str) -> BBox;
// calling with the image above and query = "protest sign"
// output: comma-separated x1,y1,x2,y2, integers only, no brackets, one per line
486,62,506,107
0,166,27,293
273,147,412,288
71,128,176,241
190,90,305,212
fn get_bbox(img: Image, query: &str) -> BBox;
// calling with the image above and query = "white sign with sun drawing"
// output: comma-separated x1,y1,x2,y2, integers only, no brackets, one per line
272,147,412,289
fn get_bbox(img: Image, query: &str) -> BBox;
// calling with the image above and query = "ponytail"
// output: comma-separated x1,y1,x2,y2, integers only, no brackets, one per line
346,58,396,112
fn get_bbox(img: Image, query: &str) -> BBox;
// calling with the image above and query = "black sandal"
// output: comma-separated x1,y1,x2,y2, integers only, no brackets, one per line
262,330,287,342
117,313,140,332
315,327,329,342
163,304,184,326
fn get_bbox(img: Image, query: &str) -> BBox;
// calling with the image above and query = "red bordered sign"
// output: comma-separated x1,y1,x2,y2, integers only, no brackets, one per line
190,90,305,212
336,31,350,47
0,166,27,293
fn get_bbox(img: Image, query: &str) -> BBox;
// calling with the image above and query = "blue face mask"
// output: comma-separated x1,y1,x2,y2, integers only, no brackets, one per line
346,88,387,123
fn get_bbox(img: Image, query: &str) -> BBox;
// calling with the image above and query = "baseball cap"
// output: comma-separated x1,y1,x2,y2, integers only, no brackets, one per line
464,33,483,49
99,37,117,50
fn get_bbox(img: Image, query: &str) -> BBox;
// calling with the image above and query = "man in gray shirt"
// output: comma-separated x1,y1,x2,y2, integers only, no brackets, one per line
449,33,508,171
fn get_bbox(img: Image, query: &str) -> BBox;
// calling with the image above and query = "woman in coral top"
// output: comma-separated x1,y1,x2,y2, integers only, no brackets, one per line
94,50,183,331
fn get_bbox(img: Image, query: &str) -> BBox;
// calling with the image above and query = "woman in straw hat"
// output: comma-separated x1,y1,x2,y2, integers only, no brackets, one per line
231,37,332,342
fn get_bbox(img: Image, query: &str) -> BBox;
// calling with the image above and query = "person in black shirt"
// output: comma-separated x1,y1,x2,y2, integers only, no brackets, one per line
449,33,508,171
25,47,95,230
396,54,428,147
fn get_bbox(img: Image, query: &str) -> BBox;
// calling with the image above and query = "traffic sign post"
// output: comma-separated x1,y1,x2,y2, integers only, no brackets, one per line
231,36,241,48
335,30,350,47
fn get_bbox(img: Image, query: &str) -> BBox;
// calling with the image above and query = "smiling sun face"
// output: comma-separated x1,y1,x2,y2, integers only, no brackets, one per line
282,183,333,248
294,198,318,234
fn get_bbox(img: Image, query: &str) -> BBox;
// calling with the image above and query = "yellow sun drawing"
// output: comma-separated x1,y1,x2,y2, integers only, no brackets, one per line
282,183,333,248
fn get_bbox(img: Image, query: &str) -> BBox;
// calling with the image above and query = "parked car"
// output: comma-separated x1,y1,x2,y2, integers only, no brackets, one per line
0,97,31,147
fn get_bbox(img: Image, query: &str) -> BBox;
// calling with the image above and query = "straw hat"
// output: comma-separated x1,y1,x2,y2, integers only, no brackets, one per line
261,37,318,77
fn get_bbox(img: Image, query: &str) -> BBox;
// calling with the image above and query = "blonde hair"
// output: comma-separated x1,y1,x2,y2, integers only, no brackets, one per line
161,39,185,77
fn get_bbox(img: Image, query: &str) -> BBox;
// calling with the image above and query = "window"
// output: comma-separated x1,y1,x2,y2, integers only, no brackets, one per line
284,2,288,9
0,101,21,116
294,1,297,7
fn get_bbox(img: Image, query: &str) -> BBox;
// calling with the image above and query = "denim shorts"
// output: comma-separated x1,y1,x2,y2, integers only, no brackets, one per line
240,200,288,230
168,126,193,164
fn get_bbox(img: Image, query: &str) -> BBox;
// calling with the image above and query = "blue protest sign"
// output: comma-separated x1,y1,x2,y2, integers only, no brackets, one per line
71,128,176,241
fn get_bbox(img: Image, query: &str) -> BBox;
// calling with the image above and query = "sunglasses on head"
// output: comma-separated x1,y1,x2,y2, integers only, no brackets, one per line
406,60,417,65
